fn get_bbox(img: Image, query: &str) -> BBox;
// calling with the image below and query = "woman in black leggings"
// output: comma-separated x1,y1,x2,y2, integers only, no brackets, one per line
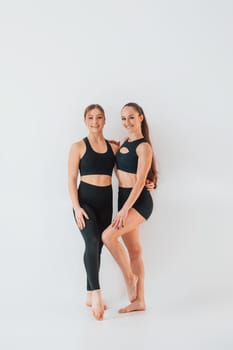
68,104,118,320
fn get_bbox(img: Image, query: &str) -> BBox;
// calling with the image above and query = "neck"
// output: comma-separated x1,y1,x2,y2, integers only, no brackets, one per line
127,131,144,141
88,132,105,142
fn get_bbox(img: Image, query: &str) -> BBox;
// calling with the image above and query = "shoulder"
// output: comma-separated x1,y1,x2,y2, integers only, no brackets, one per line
108,140,120,154
69,139,86,157
109,142,119,154
136,141,152,156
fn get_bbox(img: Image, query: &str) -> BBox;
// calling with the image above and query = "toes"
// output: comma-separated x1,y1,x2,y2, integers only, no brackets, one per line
92,305,105,320
118,307,127,313
92,311,104,320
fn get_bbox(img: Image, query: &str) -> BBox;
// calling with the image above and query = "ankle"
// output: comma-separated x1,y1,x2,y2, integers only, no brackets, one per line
92,289,101,296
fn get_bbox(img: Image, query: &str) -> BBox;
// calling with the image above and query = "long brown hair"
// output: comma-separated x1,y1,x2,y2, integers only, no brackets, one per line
123,102,158,187
84,104,105,119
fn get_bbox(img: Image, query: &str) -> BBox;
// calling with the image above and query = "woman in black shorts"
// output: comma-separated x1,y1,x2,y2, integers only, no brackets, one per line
102,102,157,313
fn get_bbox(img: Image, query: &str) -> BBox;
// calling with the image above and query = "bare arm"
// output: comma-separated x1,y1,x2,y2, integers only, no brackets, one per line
68,142,81,209
109,141,120,154
121,142,152,210
68,141,89,229
108,139,120,148
109,141,119,179
112,143,152,228
110,139,154,189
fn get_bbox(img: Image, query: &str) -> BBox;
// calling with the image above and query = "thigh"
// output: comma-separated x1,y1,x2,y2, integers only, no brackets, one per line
79,182,113,234
103,208,145,241
76,203,101,244
98,205,113,233
122,228,140,250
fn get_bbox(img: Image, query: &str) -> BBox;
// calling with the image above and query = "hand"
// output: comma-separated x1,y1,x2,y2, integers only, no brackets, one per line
109,139,120,147
145,179,155,192
112,208,129,229
74,207,89,229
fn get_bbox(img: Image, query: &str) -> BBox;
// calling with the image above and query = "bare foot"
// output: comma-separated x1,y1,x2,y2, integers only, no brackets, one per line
86,291,92,307
126,274,138,302
86,302,107,310
86,292,107,310
92,290,105,321
118,300,146,313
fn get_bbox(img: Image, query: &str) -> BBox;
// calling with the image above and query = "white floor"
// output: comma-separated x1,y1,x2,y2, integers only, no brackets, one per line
0,293,232,350
1,198,233,350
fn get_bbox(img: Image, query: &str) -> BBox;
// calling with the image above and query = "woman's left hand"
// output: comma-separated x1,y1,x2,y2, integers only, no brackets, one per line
145,179,155,191
112,208,129,229
108,139,120,147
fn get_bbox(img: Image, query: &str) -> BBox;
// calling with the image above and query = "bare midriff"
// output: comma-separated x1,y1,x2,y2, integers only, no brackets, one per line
116,169,137,188
80,174,112,187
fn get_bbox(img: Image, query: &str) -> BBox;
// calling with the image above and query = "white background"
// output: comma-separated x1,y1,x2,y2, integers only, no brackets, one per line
0,0,233,349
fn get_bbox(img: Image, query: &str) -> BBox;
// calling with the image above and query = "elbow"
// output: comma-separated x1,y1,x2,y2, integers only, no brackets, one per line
68,176,77,187
135,178,146,189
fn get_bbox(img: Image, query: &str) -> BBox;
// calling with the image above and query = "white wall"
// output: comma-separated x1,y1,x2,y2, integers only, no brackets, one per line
0,0,232,345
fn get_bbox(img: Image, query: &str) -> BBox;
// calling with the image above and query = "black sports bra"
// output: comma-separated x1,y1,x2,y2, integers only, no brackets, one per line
116,137,147,174
79,137,115,176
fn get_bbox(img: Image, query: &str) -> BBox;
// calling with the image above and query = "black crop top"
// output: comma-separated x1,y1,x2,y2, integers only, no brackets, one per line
116,137,147,174
79,137,115,176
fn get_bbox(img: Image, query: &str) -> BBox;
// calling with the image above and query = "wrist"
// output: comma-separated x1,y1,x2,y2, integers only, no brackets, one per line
73,206,81,212
122,205,130,212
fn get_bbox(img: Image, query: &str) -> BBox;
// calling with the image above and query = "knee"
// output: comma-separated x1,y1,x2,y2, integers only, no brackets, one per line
102,229,113,247
85,238,99,255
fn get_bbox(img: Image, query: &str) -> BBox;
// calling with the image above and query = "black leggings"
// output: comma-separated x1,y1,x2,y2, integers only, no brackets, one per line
73,181,113,291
